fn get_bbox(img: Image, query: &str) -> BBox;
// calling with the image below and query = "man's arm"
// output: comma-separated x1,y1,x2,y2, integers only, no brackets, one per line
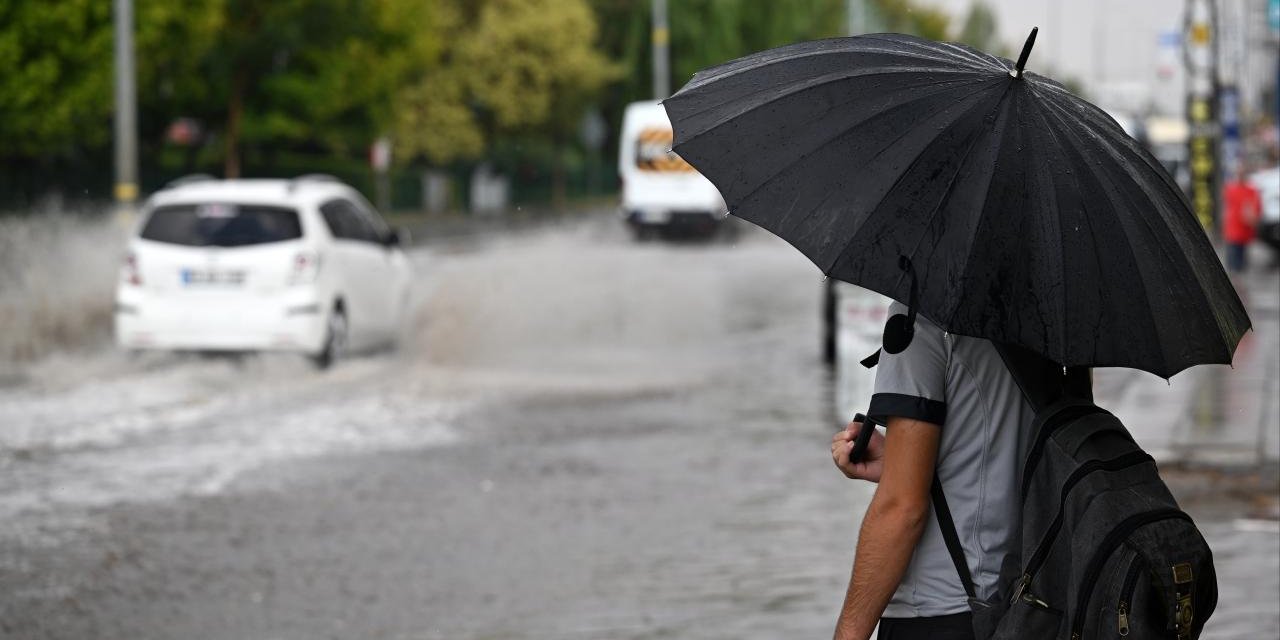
832,416,941,640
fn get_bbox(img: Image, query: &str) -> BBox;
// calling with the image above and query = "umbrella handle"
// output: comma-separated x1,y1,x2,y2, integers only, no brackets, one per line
849,413,879,464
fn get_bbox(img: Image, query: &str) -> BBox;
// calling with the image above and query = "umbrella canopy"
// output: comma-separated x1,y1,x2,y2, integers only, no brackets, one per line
663,31,1249,378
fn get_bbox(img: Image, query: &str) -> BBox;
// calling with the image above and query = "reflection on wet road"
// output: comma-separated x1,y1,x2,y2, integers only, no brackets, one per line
0,215,1274,638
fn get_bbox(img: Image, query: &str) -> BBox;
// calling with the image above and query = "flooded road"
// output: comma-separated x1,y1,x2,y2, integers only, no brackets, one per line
0,214,1275,639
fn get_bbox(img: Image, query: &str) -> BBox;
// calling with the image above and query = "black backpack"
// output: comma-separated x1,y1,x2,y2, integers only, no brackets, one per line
930,344,1218,639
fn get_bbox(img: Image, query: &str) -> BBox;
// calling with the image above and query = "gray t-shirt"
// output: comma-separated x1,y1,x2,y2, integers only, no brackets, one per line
868,302,1035,618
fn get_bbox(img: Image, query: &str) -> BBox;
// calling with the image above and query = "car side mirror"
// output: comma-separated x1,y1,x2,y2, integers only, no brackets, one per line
384,227,410,247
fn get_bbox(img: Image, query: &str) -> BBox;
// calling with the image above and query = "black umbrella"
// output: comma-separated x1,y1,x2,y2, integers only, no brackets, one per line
663,30,1249,379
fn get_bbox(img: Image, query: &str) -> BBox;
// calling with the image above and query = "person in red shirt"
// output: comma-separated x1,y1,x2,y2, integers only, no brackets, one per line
1223,166,1263,272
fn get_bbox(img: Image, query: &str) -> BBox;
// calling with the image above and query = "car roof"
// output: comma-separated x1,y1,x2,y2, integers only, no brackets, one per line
146,177,358,210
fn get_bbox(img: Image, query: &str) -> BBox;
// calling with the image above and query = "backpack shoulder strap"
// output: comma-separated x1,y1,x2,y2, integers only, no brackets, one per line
931,474,977,599
930,343,1093,604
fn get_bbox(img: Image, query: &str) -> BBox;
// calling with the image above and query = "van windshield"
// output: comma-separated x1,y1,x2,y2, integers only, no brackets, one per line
140,204,302,247
634,126,695,173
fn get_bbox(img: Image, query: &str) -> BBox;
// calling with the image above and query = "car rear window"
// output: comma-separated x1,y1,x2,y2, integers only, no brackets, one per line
140,204,302,247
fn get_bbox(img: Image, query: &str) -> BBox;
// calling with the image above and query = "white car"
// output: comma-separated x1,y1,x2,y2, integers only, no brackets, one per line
1250,166,1280,256
115,175,412,367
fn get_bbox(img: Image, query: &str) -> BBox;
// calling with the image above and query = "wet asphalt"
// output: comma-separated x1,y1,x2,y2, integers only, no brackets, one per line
0,214,1275,639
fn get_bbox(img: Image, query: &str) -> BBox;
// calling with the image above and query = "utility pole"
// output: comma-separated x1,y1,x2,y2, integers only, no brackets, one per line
847,0,866,36
113,0,138,210
1184,0,1220,233
652,0,670,99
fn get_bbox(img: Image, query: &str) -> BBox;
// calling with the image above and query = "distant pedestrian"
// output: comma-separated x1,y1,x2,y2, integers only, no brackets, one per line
1223,166,1263,273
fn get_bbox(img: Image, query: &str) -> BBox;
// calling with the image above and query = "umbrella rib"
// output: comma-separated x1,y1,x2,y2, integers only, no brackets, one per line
1024,103,1088,366
683,36,1001,92
878,34,1010,72
728,83,1000,218
1039,92,1248,361
1037,101,1188,375
673,71,983,144
862,33,1006,71
895,83,1017,290
1038,84,1199,226
939,104,1013,338
818,82,1010,306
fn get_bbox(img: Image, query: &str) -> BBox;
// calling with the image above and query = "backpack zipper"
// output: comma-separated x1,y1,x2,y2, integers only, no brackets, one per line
1069,509,1193,640
1021,404,1110,501
1117,553,1144,636
1013,450,1154,605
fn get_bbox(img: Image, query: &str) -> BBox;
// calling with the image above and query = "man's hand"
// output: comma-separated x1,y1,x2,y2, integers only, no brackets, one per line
831,419,886,482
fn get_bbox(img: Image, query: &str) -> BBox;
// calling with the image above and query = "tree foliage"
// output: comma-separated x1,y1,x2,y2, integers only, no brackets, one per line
393,0,618,167
870,0,950,42
955,1,1004,56
668,0,847,91
0,0,221,158
1,0,957,200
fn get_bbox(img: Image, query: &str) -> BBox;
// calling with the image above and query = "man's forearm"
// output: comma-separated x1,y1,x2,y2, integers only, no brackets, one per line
832,498,928,640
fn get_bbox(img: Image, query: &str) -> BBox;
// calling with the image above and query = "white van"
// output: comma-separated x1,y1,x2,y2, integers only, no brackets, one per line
618,101,727,239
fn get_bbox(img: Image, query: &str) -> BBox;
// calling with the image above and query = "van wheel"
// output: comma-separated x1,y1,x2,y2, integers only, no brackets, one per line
312,307,347,370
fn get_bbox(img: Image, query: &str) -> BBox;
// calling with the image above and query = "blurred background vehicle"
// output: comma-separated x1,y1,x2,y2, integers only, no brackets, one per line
1146,115,1192,194
618,100,728,240
115,175,410,368
1251,165,1280,259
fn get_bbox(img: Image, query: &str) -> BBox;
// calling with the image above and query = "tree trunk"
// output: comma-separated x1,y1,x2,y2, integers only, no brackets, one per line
224,69,247,178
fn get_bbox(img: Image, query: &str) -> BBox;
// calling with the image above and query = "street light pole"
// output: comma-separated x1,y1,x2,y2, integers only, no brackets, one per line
652,0,670,99
113,0,138,209
1184,0,1221,233
847,0,866,36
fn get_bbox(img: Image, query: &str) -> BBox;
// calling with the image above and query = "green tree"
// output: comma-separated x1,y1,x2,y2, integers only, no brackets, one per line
462,0,619,205
204,0,397,177
0,1,113,157
390,1,483,167
394,0,619,205
867,0,950,41
587,0,951,168
669,0,847,90
955,1,1003,55
0,0,221,159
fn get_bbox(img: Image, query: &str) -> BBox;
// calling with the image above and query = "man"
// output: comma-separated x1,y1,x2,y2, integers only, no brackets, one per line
1223,165,1262,273
828,302,1036,640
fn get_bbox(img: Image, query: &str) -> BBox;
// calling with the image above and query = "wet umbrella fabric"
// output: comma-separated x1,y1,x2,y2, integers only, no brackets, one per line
663,32,1249,378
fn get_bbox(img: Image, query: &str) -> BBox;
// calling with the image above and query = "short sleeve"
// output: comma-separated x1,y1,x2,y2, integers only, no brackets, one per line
867,301,948,426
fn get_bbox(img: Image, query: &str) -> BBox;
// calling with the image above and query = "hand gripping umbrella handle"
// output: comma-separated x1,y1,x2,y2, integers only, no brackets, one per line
849,413,878,464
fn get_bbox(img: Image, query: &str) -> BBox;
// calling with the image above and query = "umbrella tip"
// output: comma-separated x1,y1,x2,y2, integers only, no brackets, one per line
1013,27,1038,78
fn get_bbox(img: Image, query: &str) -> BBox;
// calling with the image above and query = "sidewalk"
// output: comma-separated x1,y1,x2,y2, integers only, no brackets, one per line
1094,260,1280,468
1092,254,1280,639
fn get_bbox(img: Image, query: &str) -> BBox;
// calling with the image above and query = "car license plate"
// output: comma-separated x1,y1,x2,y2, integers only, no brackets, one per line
181,268,245,286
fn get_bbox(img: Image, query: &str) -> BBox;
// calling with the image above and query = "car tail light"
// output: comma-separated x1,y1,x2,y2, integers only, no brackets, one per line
122,251,142,286
289,251,322,285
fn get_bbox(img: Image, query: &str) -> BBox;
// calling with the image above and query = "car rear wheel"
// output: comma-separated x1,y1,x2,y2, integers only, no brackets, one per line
312,306,347,370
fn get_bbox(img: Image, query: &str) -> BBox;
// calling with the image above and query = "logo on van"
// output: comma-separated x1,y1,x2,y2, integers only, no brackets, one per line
635,127,695,173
